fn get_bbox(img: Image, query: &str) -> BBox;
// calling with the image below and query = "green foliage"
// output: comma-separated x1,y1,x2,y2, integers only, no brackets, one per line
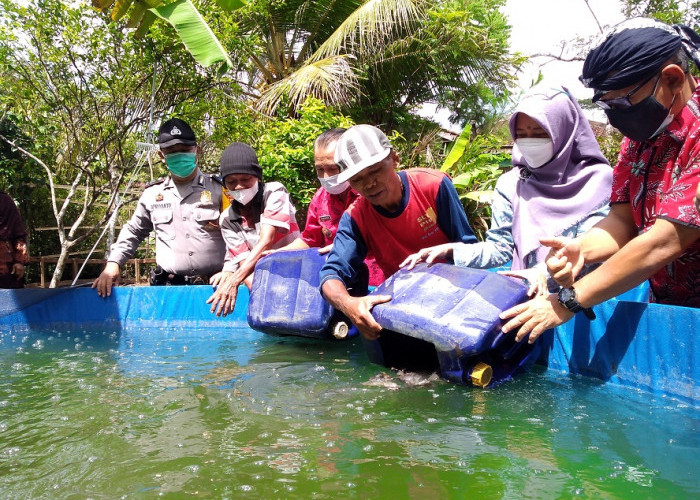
356,0,523,130
206,98,354,217
595,129,625,167
149,0,235,72
208,0,520,131
255,99,354,210
621,0,699,28
0,0,235,284
440,126,510,238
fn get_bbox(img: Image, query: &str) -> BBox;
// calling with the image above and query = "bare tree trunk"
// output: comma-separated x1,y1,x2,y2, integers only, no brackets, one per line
105,194,118,258
50,246,71,288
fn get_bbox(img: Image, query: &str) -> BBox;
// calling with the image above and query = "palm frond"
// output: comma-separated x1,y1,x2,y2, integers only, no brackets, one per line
255,55,359,114
310,0,426,62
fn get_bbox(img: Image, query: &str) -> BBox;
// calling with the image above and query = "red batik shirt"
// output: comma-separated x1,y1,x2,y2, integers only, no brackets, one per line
610,86,700,306
301,187,384,286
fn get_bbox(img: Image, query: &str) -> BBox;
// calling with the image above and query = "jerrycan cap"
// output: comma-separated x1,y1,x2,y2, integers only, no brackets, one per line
332,321,349,340
470,362,493,388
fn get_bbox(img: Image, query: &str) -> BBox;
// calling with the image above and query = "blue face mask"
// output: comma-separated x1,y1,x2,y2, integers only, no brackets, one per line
164,152,197,178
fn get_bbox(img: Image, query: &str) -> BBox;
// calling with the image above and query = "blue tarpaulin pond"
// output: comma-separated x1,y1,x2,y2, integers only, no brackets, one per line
0,284,697,497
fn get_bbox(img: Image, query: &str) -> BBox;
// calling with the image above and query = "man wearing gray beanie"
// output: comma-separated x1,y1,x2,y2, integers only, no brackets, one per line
207,142,300,317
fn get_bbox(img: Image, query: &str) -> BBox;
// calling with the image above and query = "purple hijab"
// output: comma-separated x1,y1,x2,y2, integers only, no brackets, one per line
506,86,612,270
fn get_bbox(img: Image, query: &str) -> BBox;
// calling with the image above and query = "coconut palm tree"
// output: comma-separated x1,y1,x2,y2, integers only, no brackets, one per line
95,0,519,127
231,0,519,127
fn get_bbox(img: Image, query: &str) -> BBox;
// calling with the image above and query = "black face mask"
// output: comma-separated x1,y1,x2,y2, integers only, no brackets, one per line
605,94,673,142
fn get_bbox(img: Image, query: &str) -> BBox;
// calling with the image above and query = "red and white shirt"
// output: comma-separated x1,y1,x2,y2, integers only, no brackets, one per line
220,182,300,272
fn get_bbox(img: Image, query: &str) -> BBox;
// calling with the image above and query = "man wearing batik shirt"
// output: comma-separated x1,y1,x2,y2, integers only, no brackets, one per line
501,18,700,344
0,192,29,289
207,142,300,317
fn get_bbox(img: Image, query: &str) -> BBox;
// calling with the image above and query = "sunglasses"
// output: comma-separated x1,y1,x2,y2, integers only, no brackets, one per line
592,73,660,110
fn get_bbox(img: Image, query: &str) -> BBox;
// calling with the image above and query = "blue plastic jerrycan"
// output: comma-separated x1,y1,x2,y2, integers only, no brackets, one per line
247,249,357,340
365,263,542,387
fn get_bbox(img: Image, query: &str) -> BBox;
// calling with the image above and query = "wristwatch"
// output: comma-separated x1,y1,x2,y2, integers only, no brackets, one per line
557,287,596,320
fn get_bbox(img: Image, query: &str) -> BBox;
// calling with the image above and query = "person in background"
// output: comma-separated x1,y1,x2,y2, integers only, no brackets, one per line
401,86,612,297
0,191,29,289
501,18,700,343
271,128,384,286
320,124,477,340
207,142,300,317
93,118,226,297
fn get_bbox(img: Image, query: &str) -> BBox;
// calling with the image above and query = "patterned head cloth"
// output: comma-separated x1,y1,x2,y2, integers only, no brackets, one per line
581,17,700,92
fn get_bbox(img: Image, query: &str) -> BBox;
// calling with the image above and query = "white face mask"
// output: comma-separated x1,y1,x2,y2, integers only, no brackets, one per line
227,181,259,206
515,138,554,169
319,174,350,195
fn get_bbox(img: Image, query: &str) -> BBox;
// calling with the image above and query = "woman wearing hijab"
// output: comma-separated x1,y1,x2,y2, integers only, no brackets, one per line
401,85,612,295
0,191,29,289
501,19,700,345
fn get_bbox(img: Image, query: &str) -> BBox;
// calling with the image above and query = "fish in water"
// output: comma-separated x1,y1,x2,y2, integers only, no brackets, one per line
396,370,440,387
363,372,400,390
363,370,439,390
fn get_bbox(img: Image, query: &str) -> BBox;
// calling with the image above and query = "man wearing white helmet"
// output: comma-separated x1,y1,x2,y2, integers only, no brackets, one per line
320,124,477,340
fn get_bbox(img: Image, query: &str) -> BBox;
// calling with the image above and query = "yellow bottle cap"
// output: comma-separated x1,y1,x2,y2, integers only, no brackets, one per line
470,362,492,388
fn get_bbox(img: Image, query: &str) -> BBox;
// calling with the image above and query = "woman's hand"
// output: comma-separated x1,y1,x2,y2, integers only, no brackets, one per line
498,268,548,297
399,243,455,270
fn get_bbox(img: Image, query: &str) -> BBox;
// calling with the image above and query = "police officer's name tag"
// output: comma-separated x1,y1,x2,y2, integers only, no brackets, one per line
152,202,172,210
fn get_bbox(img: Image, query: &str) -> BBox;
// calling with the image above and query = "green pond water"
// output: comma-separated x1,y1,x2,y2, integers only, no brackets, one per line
0,326,697,499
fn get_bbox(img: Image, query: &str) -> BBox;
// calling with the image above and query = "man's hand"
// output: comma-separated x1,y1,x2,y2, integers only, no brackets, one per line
500,294,574,344
542,237,584,288
341,294,393,340
207,271,238,317
498,268,548,297
399,243,455,270
209,271,227,287
92,262,121,297
11,262,25,280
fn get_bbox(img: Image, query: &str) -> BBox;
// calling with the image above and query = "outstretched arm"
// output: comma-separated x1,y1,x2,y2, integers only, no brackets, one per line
502,217,700,343
207,223,278,317
545,203,637,288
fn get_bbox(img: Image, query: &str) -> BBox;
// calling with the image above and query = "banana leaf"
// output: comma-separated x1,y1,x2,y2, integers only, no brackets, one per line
111,0,132,21
441,124,471,172
149,0,234,71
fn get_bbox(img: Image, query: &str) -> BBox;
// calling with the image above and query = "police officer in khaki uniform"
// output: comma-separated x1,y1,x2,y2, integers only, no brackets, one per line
93,118,226,297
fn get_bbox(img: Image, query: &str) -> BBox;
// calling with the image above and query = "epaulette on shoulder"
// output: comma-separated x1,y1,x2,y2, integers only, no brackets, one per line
145,178,166,188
